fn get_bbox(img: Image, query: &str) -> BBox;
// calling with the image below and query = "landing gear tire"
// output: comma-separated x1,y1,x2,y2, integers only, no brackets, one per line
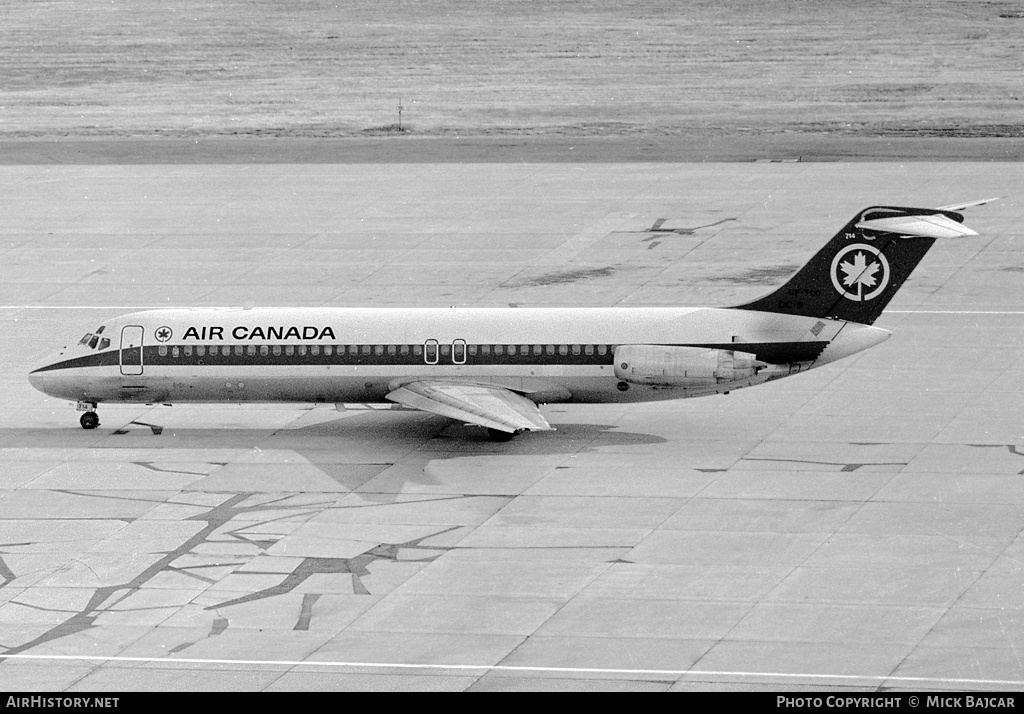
487,428,516,442
80,411,100,430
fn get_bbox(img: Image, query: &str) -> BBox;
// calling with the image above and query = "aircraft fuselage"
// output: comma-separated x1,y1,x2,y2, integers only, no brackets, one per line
30,306,888,409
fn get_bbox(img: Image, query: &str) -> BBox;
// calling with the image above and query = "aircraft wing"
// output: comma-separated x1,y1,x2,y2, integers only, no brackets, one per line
386,381,553,434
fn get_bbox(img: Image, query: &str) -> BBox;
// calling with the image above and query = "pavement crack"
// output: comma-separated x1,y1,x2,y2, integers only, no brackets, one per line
0,556,16,587
741,457,906,472
165,566,219,585
1,492,256,656
134,462,214,477
968,443,1024,474
294,593,321,631
206,525,461,609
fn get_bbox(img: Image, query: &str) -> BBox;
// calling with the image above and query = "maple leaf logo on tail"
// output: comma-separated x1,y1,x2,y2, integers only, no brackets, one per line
830,244,890,301
841,251,880,291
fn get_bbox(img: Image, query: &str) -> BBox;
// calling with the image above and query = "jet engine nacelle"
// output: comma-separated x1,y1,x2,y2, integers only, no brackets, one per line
614,345,767,387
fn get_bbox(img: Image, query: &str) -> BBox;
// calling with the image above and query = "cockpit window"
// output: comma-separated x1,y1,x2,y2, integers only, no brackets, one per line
78,333,110,350
95,326,105,334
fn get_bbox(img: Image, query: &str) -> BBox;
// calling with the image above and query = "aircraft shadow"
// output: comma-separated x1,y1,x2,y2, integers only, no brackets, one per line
1,410,667,459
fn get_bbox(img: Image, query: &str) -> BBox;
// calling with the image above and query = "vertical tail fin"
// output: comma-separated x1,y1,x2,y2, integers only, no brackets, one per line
733,205,976,325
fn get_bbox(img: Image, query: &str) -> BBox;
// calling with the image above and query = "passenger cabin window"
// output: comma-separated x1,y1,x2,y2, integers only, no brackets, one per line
273,345,282,356
453,339,466,364
260,345,269,356
285,345,294,356
424,340,438,364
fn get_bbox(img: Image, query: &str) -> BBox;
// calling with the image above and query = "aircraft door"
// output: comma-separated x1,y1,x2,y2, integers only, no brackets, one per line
120,325,144,376
424,339,439,365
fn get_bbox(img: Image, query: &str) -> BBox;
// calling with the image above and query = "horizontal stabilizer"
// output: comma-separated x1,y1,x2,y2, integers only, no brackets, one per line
855,213,977,238
936,197,1000,211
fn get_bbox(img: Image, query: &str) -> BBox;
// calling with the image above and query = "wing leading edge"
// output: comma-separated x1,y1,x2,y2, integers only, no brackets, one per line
386,381,553,434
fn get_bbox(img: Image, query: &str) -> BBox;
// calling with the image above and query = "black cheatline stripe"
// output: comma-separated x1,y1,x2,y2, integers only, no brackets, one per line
31,344,616,372
31,350,121,373
32,341,828,373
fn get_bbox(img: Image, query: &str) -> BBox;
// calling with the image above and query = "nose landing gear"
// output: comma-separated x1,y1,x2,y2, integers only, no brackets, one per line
77,401,100,429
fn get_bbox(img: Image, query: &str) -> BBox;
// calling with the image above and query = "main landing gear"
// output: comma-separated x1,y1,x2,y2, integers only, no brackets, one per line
487,428,517,442
77,401,99,430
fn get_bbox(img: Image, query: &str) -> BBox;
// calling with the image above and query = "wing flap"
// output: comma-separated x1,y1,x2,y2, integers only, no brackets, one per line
386,381,553,433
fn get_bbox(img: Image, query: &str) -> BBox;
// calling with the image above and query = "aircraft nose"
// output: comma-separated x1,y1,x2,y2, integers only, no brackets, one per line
28,347,66,397
28,366,52,395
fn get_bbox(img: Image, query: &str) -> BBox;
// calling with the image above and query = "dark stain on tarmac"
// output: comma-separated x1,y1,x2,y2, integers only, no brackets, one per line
704,265,798,285
505,266,618,287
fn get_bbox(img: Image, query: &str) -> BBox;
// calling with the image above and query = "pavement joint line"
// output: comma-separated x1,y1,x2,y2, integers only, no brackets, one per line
1,654,1023,687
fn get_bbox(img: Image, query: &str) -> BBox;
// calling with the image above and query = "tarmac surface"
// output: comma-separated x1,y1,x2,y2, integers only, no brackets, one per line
1,160,1023,691
2,135,1024,164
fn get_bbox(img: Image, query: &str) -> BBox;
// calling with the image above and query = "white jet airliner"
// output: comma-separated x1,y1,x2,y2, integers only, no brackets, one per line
29,202,990,440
